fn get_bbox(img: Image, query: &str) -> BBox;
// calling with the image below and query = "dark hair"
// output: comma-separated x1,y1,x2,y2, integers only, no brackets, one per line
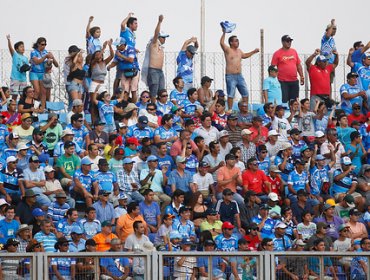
187,88,197,98
194,136,204,144
161,114,173,125
228,35,237,45
200,112,212,122
142,188,153,196
14,41,24,50
127,202,139,213
71,113,83,123
85,207,96,214
173,76,183,87
127,17,137,27
89,26,100,37
32,37,46,49
133,220,143,230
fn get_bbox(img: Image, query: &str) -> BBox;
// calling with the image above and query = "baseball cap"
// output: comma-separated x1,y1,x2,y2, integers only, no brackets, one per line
222,221,235,229
81,157,93,165
6,156,17,164
268,192,279,202
241,129,253,136
341,156,352,166
186,45,197,55
32,208,44,217
289,128,302,135
281,35,293,42
122,157,135,164
343,194,355,208
72,99,83,107
146,155,158,162
274,221,287,229
138,116,149,125
268,130,280,137
349,208,361,216
315,131,325,138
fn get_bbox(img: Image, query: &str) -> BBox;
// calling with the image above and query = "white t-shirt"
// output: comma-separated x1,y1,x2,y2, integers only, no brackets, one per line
193,173,214,191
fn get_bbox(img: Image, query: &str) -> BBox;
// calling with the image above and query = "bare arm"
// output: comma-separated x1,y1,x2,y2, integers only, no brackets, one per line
86,16,94,39
6,35,14,56
120,12,134,32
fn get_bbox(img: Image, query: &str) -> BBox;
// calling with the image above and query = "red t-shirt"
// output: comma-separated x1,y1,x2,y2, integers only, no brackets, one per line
242,169,268,194
271,48,301,82
347,113,366,126
309,64,334,95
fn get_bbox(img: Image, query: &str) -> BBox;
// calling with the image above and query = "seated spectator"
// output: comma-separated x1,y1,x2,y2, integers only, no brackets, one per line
116,157,144,203
47,192,70,227
116,202,148,242
55,141,81,191
92,190,115,225
0,205,19,244
99,238,130,279
80,207,101,239
93,221,118,252
34,219,58,252
0,155,25,205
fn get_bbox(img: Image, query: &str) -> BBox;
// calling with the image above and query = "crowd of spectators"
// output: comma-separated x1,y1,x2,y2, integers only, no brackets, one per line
0,14,368,280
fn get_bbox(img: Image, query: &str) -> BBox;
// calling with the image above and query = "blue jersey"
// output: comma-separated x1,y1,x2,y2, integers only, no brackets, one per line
310,165,330,195
176,51,194,84
214,234,238,252
332,168,357,195
251,215,276,239
127,125,154,140
170,89,188,106
86,36,102,55
156,101,173,117
287,169,309,193
72,169,95,192
97,100,118,126
340,83,363,114
11,52,28,82
263,76,282,104
182,99,201,116
321,33,336,64
353,62,370,91
120,28,136,48
30,49,48,73
94,171,117,192
66,124,89,150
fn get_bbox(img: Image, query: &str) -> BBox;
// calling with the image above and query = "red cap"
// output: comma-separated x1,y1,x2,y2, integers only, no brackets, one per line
222,221,235,229
126,137,139,146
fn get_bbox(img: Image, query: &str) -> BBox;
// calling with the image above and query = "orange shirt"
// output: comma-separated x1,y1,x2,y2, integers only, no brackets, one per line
217,166,242,193
92,232,118,252
116,214,147,242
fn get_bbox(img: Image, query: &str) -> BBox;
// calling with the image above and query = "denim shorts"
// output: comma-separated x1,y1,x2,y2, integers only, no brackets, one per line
67,81,84,93
225,73,249,98
29,72,44,81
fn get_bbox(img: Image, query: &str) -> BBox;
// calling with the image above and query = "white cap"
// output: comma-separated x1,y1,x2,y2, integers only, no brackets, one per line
315,131,325,138
268,130,280,137
44,166,55,173
241,129,253,136
219,130,229,138
268,192,279,202
6,156,17,164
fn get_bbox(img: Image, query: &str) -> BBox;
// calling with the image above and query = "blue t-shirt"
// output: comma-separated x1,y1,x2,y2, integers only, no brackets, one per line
176,51,194,84
353,62,370,91
340,83,363,114
97,100,118,125
139,201,161,226
120,28,136,48
30,49,48,73
86,36,102,55
263,76,282,104
11,52,29,82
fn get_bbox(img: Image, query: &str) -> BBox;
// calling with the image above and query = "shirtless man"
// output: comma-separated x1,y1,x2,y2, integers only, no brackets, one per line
220,28,259,111
147,14,169,103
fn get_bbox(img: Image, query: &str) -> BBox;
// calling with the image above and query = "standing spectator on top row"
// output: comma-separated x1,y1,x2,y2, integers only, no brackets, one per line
271,35,304,103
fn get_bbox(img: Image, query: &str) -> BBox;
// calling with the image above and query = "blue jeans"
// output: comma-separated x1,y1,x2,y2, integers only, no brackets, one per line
225,73,249,98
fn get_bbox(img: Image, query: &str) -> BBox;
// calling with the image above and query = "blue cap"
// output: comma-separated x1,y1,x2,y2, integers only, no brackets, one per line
123,157,135,164
71,226,84,234
81,157,93,165
32,208,44,217
146,155,158,162
316,154,325,161
169,231,182,240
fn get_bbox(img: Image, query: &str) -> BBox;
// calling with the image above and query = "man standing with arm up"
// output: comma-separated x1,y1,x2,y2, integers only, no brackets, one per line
220,28,259,111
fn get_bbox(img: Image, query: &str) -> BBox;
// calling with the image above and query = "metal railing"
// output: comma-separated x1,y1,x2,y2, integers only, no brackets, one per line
0,49,351,106
1,251,368,279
